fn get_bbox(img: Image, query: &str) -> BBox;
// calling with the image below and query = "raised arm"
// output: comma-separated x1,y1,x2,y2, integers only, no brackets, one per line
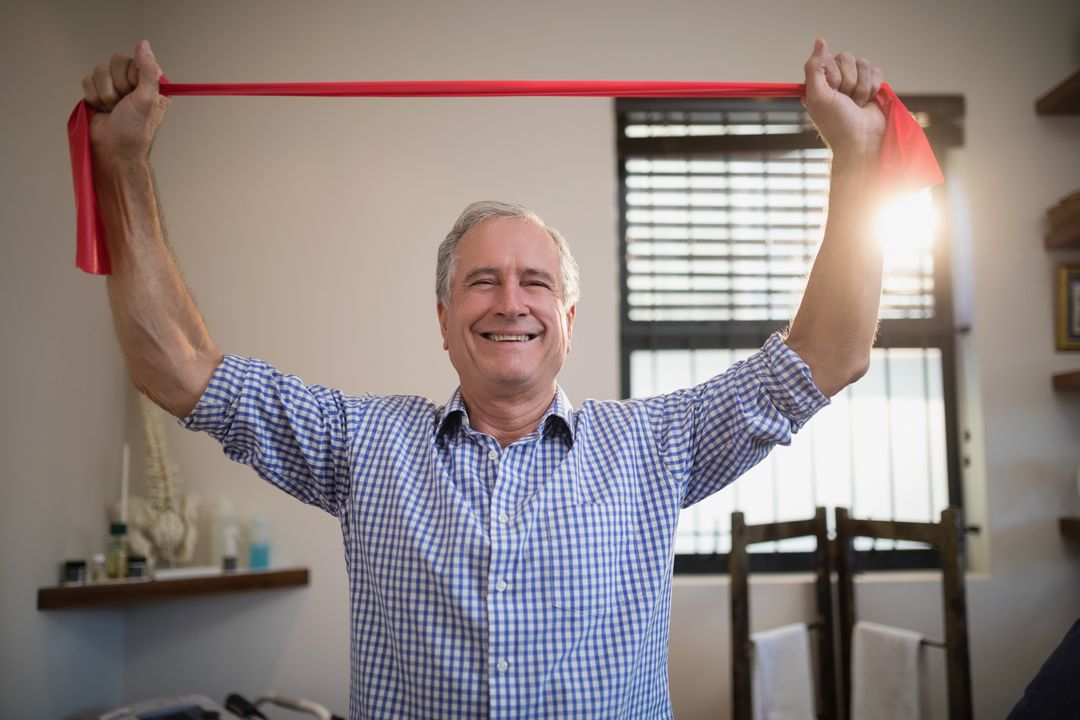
783,38,887,398
83,40,222,417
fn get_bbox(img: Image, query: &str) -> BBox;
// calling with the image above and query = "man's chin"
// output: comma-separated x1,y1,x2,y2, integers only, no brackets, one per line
477,369,551,395
486,373,538,390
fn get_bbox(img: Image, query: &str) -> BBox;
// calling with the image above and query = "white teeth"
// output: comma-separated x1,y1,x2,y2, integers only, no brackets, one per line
488,334,531,342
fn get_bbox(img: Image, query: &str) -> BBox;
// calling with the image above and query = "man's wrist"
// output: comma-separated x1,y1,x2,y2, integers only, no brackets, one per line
830,145,879,171
94,152,152,178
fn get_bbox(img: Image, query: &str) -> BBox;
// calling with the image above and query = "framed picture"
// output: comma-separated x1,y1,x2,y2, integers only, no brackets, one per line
1057,264,1080,351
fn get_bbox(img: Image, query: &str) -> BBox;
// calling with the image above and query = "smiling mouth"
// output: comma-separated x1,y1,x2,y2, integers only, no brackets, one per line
482,333,538,342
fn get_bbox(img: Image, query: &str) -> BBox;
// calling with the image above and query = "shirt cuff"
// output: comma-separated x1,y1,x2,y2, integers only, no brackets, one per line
749,333,830,431
178,354,251,432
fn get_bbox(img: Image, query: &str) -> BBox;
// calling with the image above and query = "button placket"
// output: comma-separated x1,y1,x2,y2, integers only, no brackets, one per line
490,509,513,596
488,440,534,707
489,453,514,692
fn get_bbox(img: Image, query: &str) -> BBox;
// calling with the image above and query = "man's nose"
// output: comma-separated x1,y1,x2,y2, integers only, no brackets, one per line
494,283,528,316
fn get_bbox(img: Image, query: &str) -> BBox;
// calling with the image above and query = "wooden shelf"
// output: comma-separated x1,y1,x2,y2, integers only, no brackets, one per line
1046,220,1080,250
37,567,309,610
1053,370,1080,392
1061,517,1080,537
1036,68,1080,115
1046,190,1080,249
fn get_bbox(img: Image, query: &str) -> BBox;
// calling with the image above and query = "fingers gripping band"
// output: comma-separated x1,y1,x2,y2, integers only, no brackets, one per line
68,79,942,275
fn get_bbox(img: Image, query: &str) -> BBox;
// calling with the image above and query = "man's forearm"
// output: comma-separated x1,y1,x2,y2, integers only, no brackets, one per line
784,151,883,398
98,160,222,417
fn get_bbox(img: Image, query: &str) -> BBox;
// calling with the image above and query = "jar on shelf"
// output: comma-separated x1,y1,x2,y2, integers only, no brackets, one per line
61,559,86,585
127,555,148,579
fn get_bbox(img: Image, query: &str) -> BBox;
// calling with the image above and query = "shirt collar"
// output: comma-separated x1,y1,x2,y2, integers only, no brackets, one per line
437,386,575,445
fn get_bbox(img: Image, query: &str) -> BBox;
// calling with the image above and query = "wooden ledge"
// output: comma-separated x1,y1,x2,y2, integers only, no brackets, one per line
1053,370,1080,392
1036,69,1080,115
38,567,309,610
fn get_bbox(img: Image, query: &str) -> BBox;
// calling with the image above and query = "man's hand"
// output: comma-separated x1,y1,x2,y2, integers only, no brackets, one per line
82,40,169,168
802,38,885,163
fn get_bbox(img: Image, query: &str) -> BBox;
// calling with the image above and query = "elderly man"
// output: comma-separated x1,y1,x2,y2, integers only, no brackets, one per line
84,38,885,719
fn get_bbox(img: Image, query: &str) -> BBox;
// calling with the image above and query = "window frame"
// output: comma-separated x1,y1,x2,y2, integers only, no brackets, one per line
615,94,966,573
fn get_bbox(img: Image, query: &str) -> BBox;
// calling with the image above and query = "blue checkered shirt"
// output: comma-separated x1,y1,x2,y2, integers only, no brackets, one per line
181,333,826,719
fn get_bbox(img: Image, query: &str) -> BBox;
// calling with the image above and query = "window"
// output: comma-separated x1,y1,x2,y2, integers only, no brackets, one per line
616,95,965,572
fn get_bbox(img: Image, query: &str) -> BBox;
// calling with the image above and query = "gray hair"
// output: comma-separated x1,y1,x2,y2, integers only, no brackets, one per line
435,201,581,307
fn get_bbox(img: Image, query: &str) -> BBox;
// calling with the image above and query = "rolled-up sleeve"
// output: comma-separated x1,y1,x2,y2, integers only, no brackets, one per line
748,333,829,432
644,334,829,507
180,354,358,516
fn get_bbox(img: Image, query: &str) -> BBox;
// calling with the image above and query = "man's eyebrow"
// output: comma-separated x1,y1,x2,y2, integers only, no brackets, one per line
462,267,498,283
461,268,558,284
521,269,557,284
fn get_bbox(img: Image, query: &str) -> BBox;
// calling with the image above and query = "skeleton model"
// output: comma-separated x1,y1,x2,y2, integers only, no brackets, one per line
113,393,199,568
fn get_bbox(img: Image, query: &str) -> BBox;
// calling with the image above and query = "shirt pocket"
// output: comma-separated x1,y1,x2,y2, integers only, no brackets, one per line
541,500,638,616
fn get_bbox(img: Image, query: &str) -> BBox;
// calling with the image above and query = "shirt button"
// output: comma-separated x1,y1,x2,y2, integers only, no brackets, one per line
498,513,510,525
496,659,509,673
496,579,508,592
488,449,499,462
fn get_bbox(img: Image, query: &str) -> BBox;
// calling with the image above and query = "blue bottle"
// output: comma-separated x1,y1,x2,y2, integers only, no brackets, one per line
249,514,271,570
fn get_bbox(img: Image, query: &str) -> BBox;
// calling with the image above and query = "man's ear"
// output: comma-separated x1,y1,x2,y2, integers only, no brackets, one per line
437,301,450,351
565,304,576,349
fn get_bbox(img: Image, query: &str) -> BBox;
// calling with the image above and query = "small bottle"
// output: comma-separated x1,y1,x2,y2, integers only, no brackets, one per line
249,514,271,571
90,553,107,582
222,525,238,572
106,522,128,579
213,498,236,567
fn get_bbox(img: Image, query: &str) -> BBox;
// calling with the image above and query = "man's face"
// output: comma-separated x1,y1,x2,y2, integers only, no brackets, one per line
437,216,575,400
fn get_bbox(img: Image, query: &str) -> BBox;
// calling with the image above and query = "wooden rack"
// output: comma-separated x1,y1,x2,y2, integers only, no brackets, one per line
729,507,973,719
834,508,972,720
729,508,836,720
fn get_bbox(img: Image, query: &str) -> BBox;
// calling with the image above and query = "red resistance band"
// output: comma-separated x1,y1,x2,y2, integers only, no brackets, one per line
68,80,942,275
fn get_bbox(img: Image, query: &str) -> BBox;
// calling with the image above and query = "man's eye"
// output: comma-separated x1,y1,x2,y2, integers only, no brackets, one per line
471,279,494,286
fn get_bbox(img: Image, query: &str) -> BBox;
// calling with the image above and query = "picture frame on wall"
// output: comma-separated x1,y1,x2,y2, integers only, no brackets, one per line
1057,264,1080,351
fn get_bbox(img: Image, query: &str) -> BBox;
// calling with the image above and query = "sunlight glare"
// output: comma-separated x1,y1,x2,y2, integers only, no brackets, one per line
876,189,936,265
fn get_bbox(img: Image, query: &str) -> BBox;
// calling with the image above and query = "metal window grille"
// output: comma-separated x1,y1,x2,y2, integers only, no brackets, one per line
616,96,965,572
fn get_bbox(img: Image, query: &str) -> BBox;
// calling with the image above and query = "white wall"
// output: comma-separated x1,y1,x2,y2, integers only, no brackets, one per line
2,0,1079,717
0,1,143,716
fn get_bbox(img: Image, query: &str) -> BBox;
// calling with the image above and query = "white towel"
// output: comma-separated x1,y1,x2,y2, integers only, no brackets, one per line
851,620,923,720
751,622,816,720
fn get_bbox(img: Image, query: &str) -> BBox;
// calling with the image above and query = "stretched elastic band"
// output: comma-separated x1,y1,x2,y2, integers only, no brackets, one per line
158,79,806,98
68,80,942,275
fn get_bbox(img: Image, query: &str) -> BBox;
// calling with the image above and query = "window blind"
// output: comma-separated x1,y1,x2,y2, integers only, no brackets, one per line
622,107,935,324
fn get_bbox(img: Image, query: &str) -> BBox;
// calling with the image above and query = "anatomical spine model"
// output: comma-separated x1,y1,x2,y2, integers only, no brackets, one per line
114,394,200,568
